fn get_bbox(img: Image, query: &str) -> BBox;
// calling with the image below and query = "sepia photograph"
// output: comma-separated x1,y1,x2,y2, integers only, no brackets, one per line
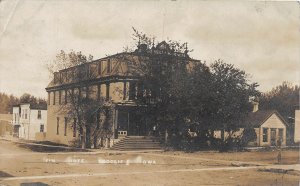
0,0,299,185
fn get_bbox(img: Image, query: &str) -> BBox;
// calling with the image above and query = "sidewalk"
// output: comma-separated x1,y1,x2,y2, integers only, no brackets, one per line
0,137,164,154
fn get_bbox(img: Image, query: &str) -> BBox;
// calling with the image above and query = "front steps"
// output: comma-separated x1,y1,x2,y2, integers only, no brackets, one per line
110,136,163,151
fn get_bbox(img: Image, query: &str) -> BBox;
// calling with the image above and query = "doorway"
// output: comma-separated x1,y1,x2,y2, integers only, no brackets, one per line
270,128,276,146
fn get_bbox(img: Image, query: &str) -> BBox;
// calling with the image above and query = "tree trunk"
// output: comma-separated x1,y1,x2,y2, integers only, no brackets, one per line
93,112,100,149
93,135,98,149
164,129,168,145
81,126,86,149
100,137,104,147
86,125,91,148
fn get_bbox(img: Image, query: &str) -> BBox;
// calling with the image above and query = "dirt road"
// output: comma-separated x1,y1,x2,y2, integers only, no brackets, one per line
0,139,299,186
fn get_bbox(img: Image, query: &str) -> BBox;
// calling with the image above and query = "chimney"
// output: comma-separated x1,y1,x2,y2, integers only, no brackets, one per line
252,101,259,112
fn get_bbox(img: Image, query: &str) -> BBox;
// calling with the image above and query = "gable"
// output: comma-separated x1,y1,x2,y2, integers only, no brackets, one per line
260,113,286,128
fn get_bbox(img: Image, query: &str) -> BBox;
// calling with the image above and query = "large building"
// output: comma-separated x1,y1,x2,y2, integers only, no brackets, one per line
45,42,198,146
12,103,47,140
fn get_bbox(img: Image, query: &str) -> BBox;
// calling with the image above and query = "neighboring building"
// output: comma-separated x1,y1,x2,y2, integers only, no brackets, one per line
294,107,300,143
0,114,13,137
214,103,287,147
242,110,287,146
12,106,21,137
45,42,198,146
12,103,47,140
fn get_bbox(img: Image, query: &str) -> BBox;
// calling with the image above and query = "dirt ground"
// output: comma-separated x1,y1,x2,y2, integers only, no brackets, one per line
0,140,299,186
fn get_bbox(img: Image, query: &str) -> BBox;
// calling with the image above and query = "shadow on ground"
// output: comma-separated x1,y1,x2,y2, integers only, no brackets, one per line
0,171,14,178
17,143,89,153
20,182,49,186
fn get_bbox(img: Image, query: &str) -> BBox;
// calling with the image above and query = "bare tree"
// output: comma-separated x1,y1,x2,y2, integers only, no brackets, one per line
47,50,110,149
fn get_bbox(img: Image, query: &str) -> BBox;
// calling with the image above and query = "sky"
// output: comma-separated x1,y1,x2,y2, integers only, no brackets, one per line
0,0,299,98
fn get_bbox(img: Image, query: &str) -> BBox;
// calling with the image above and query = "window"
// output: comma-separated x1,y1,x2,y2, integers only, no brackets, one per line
65,89,68,104
263,128,268,142
278,129,284,142
86,86,89,99
58,90,62,105
25,110,27,119
73,118,76,137
107,59,111,73
64,117,67,136
81,87,86,99
106,83,110,100
53,91,56,105
97,84,101,101
56,117,59,135
123,82,127,100
37,110,41,119
129,82,136,100
40,124,44,132
98,62,102,75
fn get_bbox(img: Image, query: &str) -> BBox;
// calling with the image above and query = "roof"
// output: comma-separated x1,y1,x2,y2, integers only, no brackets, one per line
19,103,47,110
30,103,47,110
241,110,288,128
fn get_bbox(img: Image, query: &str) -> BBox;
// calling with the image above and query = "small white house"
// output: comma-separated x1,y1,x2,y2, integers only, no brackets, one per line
12,103,47,140
214,109,287,147
243,110,287,146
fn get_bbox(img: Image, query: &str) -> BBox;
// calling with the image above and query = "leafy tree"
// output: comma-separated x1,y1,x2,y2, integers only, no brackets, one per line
0,92,46,114
20,93,47,108
259,81,299,144
205,60,260,150
122,28,193,144
0,93,19,113
260,81,299,121
123,28,260,151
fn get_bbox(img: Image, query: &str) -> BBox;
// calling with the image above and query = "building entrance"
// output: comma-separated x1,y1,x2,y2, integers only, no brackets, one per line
117,109,149,136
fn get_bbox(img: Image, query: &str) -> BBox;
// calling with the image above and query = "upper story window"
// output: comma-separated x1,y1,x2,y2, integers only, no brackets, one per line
37,110,41,119
107,59,111,73
24,109,28,119
53,91,56,105
65,89,68,104
106,83,110,100
98,61,102,75
58,91,62,105
129,82,137,100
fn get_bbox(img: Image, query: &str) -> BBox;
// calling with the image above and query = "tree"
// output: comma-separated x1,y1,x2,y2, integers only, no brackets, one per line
122,28,260,151
122,28,194,144
260,81,299,121
205,60,260,150
259,81,299,144
48,50,109,149
0,93,19,113
0,92,46,114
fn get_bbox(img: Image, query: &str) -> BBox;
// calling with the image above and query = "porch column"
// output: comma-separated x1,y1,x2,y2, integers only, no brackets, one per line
267,128,271,145
276,128,279,143
123,81,127,100
283,128,286,146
